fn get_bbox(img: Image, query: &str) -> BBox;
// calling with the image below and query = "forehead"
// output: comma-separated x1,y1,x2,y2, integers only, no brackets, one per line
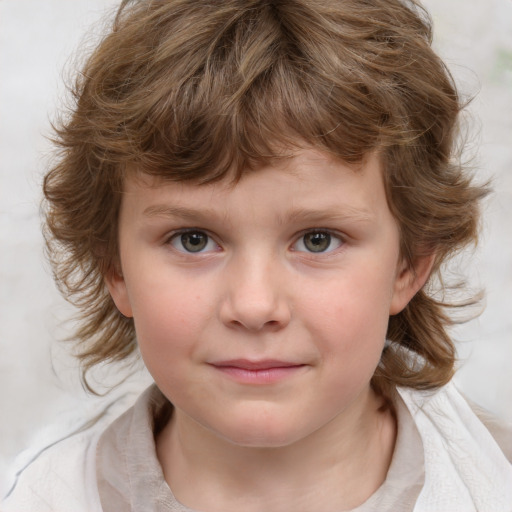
123,149,386,216
120,148,390,228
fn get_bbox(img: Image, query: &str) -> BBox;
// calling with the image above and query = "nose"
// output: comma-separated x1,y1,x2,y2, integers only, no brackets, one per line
219,253,291,332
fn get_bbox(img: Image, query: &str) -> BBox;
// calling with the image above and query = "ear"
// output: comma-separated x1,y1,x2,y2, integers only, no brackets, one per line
105,266,134,318
389,253,435,315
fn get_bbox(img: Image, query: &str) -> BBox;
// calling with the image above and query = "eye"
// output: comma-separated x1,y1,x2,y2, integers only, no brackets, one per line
292,230,343,253
170,230,218,253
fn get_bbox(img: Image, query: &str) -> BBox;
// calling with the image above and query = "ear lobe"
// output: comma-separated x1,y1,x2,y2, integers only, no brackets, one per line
389,253,435,315
105,267,134,318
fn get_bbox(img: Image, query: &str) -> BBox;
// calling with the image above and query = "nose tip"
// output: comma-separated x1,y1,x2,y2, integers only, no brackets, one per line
222,296,291,332
219,271,291,332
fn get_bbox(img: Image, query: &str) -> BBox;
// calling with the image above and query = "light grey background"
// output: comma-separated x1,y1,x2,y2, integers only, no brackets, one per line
1,0,511,496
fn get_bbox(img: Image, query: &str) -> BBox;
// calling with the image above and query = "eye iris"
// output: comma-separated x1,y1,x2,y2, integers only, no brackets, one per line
304,232,331,252
181,232,208,252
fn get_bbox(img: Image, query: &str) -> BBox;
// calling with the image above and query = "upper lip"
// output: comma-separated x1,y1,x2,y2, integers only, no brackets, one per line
210,359,304,370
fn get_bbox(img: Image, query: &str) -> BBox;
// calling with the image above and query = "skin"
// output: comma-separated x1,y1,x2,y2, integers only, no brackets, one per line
107,148,432,511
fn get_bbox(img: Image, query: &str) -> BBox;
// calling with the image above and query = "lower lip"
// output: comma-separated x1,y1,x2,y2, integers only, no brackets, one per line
212,365,306,384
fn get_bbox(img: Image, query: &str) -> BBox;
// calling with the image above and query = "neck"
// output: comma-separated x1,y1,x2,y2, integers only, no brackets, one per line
156,388,396,512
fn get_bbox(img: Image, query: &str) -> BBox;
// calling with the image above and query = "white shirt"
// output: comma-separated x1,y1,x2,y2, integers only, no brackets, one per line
3,383,512,512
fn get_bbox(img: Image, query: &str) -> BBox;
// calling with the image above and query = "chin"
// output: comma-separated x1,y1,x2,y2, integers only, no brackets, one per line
222,431,302,449
212,414,309,449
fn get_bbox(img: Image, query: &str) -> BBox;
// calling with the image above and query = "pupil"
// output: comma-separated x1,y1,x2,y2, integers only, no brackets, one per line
182,232,207,252
304,232,330,252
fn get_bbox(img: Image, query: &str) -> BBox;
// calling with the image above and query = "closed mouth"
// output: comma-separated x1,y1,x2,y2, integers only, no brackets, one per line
210,359,304,371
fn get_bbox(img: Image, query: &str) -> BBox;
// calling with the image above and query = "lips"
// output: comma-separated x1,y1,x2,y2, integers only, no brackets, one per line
211,359,302,370
209,359,306,384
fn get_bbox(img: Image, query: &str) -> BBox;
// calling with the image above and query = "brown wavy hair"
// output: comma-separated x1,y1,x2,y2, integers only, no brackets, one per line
44,0,488,394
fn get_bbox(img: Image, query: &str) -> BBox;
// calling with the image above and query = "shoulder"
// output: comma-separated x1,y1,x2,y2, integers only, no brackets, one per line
399,383,512,460
1,385,164,512
465,397,512,464
2,423,104,512
397,383,512,511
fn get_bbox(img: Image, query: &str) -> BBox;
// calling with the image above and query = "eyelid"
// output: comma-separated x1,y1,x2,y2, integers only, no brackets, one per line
291,228,345,254
166,228,221,254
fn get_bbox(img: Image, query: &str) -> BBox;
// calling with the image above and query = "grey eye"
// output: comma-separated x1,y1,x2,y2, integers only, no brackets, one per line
292,231,343,253
181,232,208,252
171,231,213,253
303,232,332,252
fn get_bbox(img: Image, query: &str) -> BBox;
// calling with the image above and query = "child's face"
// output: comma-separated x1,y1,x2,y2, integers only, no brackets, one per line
108,148,424,448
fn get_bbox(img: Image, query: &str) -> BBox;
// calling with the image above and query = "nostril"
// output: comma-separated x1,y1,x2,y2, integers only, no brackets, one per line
226,316,287,332
262,319,285,332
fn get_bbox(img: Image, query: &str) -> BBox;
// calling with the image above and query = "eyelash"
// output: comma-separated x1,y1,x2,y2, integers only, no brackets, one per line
291,230,344,254
166,229,345,255
167,230,220,254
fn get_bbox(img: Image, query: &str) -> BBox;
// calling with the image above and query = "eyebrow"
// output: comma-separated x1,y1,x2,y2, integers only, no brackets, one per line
277,206,375,226
143,205,219,221
143,204,374,225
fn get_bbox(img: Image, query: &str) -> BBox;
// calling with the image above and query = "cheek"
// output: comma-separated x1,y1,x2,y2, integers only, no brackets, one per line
127,274,214,361
303,267,394,331
298,266,394,368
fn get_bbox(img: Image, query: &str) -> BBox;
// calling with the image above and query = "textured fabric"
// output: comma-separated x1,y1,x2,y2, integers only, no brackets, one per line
1,426,104,512
399,383,512,512
96,387,186,511
3,383,511,512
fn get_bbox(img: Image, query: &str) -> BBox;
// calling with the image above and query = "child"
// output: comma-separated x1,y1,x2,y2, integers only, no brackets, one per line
3,0,512,510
